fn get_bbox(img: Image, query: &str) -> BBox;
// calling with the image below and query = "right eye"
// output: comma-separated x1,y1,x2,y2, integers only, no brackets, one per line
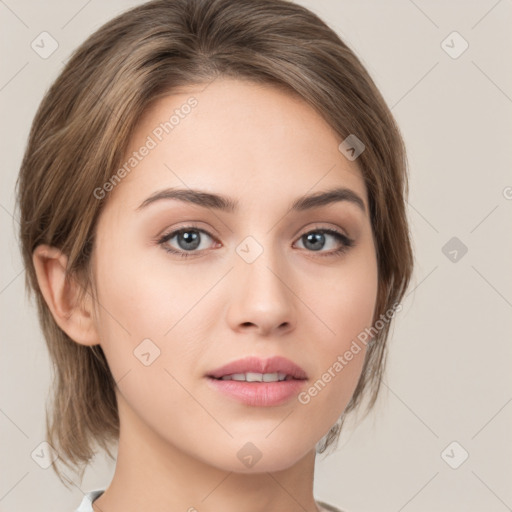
158,227,220,258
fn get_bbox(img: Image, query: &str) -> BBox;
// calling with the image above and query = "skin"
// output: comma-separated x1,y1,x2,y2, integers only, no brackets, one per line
33,78,378,512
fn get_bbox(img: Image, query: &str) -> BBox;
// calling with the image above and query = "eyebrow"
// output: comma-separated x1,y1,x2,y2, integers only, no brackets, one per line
136,186,366,214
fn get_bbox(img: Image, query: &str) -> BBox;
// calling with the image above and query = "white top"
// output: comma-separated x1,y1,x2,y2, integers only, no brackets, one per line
75,489,345,511
74,490,105,511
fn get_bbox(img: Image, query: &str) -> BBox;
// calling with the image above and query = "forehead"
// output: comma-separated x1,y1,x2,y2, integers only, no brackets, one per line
106,78,368,213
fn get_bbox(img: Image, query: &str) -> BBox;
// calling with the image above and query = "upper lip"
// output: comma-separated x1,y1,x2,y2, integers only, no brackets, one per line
207,356,308,380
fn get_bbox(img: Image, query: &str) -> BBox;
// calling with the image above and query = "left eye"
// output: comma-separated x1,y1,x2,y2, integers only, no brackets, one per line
295,229,352,253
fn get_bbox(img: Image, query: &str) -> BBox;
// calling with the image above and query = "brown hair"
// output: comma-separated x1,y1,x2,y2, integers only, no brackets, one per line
16,0,413,486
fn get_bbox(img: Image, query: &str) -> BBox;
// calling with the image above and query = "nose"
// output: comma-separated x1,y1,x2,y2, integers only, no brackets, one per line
225,239,297,337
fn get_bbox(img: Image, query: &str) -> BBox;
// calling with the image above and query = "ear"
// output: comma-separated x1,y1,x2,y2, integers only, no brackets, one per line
32,244,99,346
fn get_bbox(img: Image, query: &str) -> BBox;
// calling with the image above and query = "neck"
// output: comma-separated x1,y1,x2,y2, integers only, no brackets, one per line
93,393,320,512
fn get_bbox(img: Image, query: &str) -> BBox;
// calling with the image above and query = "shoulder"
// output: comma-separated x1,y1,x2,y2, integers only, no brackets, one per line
316,499,349,512
74,489,105,512
76,493,345,512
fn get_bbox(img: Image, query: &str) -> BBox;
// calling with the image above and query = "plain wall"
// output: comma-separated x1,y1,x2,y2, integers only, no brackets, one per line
1,1,511,511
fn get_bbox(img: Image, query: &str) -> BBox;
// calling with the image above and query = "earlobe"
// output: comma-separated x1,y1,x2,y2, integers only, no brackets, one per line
32,244,99,346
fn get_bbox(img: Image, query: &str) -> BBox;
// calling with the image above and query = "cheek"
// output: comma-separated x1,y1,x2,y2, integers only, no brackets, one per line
94,235,199,334
320,243,379,349
300,247,378,415
91,240,220,381
91,252,209,425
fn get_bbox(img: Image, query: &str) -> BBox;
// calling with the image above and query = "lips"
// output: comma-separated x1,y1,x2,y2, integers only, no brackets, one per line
206,356,308,406
207,356,308,381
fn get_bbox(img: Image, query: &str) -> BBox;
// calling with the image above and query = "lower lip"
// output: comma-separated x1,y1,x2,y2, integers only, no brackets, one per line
206,377,307,406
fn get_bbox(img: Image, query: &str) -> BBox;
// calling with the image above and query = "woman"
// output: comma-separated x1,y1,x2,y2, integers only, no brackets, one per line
16,0,413,510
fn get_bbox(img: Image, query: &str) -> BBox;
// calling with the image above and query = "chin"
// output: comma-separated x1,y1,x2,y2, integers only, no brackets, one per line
198,435,315,474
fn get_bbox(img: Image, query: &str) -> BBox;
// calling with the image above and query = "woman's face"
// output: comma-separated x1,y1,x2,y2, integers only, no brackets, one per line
90,78,378,472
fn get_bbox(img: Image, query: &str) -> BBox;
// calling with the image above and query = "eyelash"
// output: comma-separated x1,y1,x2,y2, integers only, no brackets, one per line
156,224,355,259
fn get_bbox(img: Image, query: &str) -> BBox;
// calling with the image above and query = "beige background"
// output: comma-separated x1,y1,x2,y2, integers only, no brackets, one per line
1,1,511,511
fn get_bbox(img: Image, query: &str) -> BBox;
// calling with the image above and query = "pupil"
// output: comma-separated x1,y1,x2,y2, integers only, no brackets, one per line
304,232,324,251
178,230,200,250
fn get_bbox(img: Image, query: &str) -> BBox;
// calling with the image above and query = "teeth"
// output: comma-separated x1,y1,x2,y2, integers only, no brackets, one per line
219,372,289,382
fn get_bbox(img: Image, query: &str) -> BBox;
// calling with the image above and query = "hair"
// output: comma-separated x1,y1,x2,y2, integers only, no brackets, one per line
16,0,413,487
